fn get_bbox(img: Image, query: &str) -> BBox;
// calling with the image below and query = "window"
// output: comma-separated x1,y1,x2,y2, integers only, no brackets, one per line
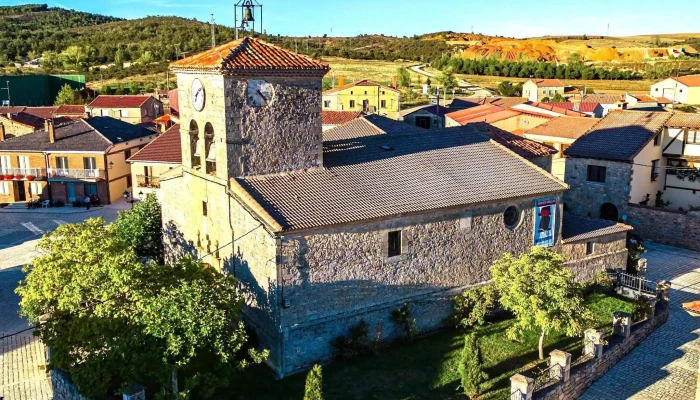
380,100,387,108
382,91,385,95
350,91,353,95
28,182,42,196
0,182,9,194
202,201,208,217
667,159,687,175
387,230,401,257
651,159,660,181
83,157,96,170
17,155,29,169
125,149,132,159
204,123,216,175
323,100,331,108
503,206,521,229
189,120,200,168
655,88,659,92
0,155,10,173
586,165,606,183
120,109,129,118
126,175,132,188
84,183,98,196
687,130,699,144
55,156,68,170
586,242,595,255
349,100,356,108
653,134,660,146
364,91,367,95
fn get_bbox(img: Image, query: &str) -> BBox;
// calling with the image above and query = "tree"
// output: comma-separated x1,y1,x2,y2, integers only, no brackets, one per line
458,333,488,398
437,67,458,90
397,66,411,88
53,84,76,106
496,81,522,97
550,92,566,102
303,364,324,400
59,45,94,70
490,247,592,360
112,193,164,263
540,96,551,103
17,217,266,398
41,51,60,70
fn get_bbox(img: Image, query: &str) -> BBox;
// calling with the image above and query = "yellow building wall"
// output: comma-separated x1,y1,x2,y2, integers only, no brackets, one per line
322,85,400,117
0,117,36,139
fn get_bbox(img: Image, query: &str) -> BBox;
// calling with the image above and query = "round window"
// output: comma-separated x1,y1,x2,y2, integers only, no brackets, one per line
503,206,521,229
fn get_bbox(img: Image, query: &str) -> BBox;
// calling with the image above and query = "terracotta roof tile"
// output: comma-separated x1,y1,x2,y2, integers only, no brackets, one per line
665,112,700,128
128,124,182,164
672,75,700,87
655,97,674,104
322,114,417,141
88,95,152,109
0,106,27,114
582,94,624,104
562,213,632,243
564,111,672,161
22,107,57,120
170,37,329,74
446,104,554,126
547,102,601,113
449,97,528,110
399,104,449,117
322,111,362,125
525,116,600,140
54,105,86,115
530,79,565,87
471,123,558,158
629,93,658,103
518,102,587,117
238,125,568,231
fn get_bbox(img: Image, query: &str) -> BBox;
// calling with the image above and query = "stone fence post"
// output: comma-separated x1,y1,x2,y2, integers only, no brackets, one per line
613,311,632,339
583,328,605,358
550,350,572,382
510,374,534,400
637,258,647,279
657,280,671,303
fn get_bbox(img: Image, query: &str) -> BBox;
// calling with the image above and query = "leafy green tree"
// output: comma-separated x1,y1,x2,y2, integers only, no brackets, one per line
491,247,592,359
458,333,488,398
541,96,551,103
41,51,60,70
437,67,458,89
397,67,411,88
551,92,566,102
496,81,523,97
567,53,582,65
453,285,499,328
53,84,76,106
17,218,266,398
59,45,94,70
303,364,324,400
112,193,164,263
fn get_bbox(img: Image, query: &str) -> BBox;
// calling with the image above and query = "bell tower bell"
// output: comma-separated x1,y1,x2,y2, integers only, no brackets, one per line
235,0,262,40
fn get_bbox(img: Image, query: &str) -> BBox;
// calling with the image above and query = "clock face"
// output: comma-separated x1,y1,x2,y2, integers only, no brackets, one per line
246,80,274,107
191,79,205,111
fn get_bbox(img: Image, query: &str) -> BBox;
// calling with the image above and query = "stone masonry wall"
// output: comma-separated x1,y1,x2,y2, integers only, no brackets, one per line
51,369,92,400
562,233,629,282
276,195,573,375
534,303,670,400
564,157,632,218
627,204,700,251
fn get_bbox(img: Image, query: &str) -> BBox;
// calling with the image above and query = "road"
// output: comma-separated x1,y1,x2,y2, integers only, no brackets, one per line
409,64,494,97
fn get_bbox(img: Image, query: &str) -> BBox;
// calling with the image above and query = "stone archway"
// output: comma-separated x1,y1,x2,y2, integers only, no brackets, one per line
600,202,619,221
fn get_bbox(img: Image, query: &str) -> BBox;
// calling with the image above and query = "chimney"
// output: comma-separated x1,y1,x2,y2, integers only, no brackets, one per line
338,76,345,88
161,122,167,133
392,75,398,89
44,119,49,131
7,113,11,120
48,120,55,143
0,123,5,142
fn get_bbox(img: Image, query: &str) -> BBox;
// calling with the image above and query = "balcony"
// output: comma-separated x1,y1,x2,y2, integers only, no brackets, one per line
48,168,105,180
0,168,47,180
136,175,160,188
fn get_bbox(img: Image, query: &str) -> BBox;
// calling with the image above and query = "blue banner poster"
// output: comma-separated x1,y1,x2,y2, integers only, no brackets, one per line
534,197,557,247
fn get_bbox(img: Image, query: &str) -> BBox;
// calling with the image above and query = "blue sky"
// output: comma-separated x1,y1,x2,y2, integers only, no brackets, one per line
14,0,700,38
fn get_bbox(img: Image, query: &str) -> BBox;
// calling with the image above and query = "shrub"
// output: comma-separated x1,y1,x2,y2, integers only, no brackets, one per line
331,320,369,360
452,285,499,328
390,303,417,341
632,295,653,322
303,364,324,400
590,270,613,293
458,333,488,398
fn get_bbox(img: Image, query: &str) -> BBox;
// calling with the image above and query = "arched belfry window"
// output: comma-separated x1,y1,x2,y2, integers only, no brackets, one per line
204,122,216,175
189,120,200,168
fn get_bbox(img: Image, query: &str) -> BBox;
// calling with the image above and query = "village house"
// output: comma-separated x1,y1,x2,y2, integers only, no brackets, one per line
445,103,554,134
322,113,420,141
659,113,700,208
448,96,528,110
87,95,164,124
160,37,631,378
0,117,157,205
512,102,587,117
522,79,565,102
582,94,629,117
126,124,181,199
321,79,401,117
650,75,700,104
546,102,605,118
0,105,85,139
398,104,449,129
321,110,362,131
524,116,601,180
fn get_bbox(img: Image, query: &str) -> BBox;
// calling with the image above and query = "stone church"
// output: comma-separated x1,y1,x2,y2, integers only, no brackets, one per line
160,37,631,377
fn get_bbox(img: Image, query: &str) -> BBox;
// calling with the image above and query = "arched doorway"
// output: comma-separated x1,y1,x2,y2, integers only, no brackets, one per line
600,203,619,221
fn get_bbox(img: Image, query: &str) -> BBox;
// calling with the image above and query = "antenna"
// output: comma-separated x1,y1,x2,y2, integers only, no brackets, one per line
607,23,610,37
211,14,216,49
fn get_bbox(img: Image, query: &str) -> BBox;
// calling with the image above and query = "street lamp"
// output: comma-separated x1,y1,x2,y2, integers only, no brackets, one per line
138,191,144,201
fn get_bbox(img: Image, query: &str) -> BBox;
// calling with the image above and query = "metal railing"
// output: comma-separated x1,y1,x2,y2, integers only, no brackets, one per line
533,364,564,392
0,168,47,178
617,271,656,295
47,168,105,180
136,175,160,188
509,389,526,400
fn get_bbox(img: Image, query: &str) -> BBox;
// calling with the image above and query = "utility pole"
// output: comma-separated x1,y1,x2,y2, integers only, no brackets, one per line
211,14,216,49
1,81,10,106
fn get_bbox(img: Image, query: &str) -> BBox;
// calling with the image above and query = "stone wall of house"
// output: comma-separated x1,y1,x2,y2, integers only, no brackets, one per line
627,204,700,251
562,233,629,282
534,303,670,400
276,195,571,375
51,369,92,400
564,157,632,218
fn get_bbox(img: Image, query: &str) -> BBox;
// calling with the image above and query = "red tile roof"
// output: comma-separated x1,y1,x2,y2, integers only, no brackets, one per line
170,37,329,74
547,102,601,113
473,123,558,158
88,95,152,109
656,97,674,104
54,105,86,115
446,104,554,125
525,116,601,139
629,93,657,103
582,94,624,104
530,79,565,87
22,107,57,120
323,79,400,95
127,124,181,164
322,111,362,125
168,89,179,116
0,106,27,114
672,75,700,87
526,102,587,117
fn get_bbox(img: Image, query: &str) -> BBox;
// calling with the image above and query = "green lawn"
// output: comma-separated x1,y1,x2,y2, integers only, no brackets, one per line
222,293,635,400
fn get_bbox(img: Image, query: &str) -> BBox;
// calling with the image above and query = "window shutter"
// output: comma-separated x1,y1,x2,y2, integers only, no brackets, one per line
381,231,389,258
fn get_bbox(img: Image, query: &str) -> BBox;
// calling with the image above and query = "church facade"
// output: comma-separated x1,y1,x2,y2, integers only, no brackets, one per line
160,37,631,377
